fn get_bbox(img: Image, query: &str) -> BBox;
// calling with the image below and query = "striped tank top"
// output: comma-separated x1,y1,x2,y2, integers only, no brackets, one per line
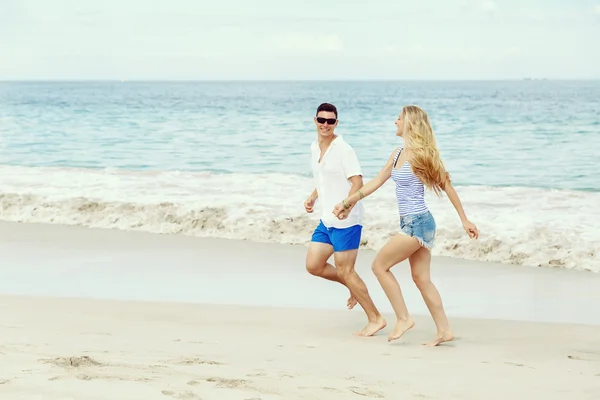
391,147,428,216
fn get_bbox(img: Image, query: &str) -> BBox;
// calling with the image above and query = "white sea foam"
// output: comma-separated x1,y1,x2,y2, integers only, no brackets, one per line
0,165,598,272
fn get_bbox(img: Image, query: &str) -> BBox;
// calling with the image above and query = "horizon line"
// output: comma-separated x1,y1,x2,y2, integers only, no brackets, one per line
1,78,599,83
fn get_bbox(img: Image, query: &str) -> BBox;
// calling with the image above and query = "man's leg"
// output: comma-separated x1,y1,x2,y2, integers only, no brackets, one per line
306,221,357,309
331,225,386,336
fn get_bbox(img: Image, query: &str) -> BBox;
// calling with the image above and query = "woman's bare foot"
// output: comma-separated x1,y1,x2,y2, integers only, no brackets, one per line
347,294,357,310
355,318,387,337
387,318,415,342
425,330,454,347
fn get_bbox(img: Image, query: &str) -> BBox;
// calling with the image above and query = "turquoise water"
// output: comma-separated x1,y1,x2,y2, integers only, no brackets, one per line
0,81,599,271
1,80,599,191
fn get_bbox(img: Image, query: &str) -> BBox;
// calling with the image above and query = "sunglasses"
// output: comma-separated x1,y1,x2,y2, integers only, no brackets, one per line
316,117,337,125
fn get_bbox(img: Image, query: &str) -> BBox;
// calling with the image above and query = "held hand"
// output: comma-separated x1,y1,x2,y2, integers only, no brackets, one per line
304,197,316,213
463,220,479,239
332,202,352,220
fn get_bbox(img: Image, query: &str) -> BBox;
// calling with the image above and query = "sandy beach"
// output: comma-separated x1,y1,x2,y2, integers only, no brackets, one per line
1,296,599,400
1,222,600,399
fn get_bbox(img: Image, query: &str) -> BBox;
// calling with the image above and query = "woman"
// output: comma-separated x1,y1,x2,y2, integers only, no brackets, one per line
332,105,479,346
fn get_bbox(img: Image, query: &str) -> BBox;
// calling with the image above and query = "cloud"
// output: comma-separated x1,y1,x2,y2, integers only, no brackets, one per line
268,34,344,53
594,5,600,15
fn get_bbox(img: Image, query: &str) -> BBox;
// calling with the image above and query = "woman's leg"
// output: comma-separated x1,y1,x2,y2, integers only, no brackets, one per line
409,247,454,346
371,234,421,341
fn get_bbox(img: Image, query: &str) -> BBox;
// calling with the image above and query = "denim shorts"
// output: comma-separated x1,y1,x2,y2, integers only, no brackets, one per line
399,210,436,249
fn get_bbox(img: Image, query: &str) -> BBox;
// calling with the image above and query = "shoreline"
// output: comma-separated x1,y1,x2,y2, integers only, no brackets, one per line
1,220,599,326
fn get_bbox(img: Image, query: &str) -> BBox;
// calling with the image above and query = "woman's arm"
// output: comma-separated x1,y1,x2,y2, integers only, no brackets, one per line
443,181,479,239
332,148,398,217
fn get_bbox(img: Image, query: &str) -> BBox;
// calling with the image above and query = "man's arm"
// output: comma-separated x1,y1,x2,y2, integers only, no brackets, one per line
339,144,365,214
304,188,319,213
347,175,364,197
341,175,364,214
341,145,364,192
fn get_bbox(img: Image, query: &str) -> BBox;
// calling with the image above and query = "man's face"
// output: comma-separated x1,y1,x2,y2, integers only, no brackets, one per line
314,111,338,137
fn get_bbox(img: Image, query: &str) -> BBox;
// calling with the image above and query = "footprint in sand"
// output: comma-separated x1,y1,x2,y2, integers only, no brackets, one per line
204,377,249,389
41,356,104,368
349,386,385,398
198,376,278,396
568,351,600,362
161,390,201,399
504,361,534,369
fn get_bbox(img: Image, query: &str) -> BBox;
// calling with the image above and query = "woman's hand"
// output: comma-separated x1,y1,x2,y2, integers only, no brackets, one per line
462,220,479,239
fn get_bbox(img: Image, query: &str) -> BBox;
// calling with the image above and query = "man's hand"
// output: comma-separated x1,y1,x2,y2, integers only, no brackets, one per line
332,201,352,220
304,196,316,213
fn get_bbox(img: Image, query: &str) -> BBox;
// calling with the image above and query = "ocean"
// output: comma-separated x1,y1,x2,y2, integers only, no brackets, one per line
0,80,599,272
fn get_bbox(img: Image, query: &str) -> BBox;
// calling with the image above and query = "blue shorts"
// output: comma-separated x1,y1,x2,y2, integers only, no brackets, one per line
399,210,436,249
310,220,362,252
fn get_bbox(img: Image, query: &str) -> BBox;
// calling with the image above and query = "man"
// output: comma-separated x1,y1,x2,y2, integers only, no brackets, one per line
304,102,386,337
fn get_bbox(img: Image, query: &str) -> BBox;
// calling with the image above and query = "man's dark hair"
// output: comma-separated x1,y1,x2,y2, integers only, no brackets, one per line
316,103,338,118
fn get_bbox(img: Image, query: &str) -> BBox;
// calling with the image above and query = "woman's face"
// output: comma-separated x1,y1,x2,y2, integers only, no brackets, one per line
395,111,404,137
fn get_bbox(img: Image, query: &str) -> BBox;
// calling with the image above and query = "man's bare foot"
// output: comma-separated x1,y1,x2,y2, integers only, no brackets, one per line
387,318,415,342
425,330,454,347
347,295,357,310
354,318,387,337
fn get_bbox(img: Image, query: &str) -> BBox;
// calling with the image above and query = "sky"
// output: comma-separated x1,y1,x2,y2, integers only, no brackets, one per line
1,0,599,80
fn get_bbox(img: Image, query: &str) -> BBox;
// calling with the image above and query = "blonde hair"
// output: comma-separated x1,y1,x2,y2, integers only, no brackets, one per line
402,105,450,196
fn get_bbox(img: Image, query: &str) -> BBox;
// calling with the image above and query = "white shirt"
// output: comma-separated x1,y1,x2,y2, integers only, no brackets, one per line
311,135,364,229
